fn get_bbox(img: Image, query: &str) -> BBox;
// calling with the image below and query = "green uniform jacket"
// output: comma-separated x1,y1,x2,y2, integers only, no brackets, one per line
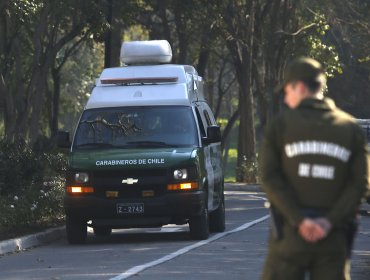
260,98,369,229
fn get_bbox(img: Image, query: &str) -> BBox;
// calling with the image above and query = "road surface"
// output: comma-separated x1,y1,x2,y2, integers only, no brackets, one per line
0,190,369,280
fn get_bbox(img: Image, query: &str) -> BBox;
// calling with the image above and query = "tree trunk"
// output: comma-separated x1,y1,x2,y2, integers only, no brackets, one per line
235,64,256,182
50,68,60,138
104,0,123,68
221,109,239,150
156,0,174,62
174,5,188,64
104,0,113,68
0,73,16,139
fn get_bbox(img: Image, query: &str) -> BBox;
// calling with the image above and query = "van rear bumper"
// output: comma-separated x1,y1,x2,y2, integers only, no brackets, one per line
64,191,206,227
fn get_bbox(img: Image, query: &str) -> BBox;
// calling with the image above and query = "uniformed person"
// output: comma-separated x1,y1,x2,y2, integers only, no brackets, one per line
260,57,369,280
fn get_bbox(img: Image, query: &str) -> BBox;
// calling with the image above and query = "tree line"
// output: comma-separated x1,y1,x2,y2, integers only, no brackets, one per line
0,0,369,181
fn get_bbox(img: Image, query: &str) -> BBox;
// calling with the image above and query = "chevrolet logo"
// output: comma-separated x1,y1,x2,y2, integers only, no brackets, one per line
122,178,139,184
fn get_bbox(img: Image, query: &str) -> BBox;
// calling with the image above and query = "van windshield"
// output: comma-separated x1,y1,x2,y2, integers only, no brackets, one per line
73,106,199,150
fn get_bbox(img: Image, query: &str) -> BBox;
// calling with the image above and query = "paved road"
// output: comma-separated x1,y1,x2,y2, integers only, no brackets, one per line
0,190,369,280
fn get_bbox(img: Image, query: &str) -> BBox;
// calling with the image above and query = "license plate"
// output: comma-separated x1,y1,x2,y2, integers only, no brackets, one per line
117,203,144,214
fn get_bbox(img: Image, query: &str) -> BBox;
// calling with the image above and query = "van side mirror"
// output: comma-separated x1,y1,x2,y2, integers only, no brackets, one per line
57,131,71,149
203,125,221,144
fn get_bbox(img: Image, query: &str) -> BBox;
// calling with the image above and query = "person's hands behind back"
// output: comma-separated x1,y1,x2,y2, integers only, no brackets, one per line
298,218,327,243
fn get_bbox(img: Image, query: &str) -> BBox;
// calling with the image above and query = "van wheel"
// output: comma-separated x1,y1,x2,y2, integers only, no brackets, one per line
66,215,87,244
209,198,225,232
93,226,112,237
189,207,209,240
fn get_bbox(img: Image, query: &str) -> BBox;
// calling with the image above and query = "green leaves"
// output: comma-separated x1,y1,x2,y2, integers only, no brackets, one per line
297,9,343,79
0,139,66,231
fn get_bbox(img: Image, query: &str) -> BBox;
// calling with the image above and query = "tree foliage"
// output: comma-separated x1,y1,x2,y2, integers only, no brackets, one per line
0,0,106,143
0,138,66,231
0,0,368,182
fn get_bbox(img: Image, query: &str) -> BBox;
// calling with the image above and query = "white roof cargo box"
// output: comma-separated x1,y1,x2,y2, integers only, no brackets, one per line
87,40,205,109
121,40,172,65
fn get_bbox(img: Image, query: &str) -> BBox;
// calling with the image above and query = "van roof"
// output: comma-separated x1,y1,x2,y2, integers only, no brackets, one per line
86,64,205,109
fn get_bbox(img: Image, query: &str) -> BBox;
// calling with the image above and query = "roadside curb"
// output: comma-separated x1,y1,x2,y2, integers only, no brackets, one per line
225,183,262,192
0,226,65,256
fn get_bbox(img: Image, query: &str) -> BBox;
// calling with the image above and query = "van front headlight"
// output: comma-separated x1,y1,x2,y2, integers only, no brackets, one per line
75,172,89,183
173,169,188,180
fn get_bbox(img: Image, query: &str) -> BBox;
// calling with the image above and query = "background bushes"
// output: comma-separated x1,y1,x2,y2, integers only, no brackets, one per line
0,140,67,234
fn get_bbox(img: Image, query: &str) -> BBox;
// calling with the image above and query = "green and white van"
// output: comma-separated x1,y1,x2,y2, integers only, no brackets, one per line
59,40,225,244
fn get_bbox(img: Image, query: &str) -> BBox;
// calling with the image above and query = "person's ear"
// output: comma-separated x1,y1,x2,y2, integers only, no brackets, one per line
296,81,306,95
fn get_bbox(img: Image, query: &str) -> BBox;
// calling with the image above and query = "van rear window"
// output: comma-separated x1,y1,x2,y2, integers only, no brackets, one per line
73,106,198,150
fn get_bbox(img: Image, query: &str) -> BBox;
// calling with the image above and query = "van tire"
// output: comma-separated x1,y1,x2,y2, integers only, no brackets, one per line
66,215,87,244
209,198,225,232
93,226,112,237
189,207,209,240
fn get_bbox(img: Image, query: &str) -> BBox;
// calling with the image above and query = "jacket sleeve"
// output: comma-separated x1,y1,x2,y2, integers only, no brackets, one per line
260,118,304,227
327,125,369,227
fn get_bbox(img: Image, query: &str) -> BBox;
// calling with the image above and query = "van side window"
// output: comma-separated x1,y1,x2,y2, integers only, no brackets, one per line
195,108,206,137
203,104,217,126
203,110,212,126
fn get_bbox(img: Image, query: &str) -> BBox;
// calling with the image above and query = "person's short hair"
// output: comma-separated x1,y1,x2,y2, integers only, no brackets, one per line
302,72,326,93
275,57,327,94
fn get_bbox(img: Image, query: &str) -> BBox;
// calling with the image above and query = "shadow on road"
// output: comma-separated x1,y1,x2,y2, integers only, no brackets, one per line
85,227,192,246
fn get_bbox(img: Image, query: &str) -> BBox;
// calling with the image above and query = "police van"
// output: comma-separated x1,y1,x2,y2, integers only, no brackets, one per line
58,40,225,244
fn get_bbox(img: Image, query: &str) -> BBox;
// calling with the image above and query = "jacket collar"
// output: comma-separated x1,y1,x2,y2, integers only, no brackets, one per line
298,97,336,111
